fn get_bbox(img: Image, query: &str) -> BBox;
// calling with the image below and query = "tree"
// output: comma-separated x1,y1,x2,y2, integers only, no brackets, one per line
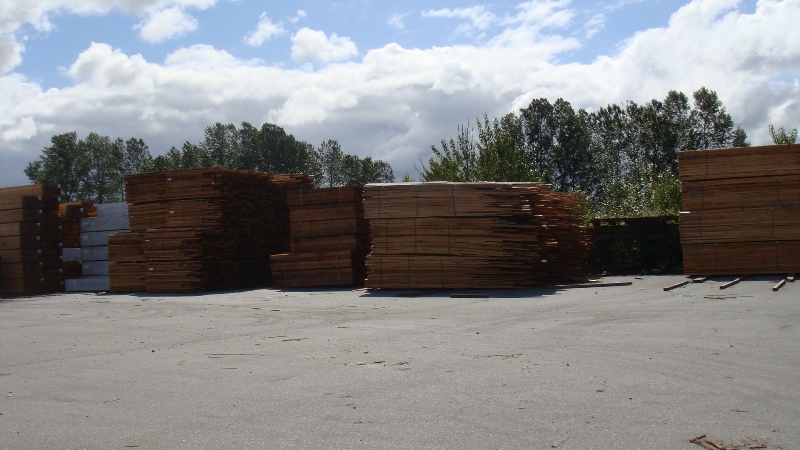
316,140,345,187
80,132,124,204
118,137,153,175
768,124,798,144
422,123,479,182
201,123,239,167
731,126,751,147
341,155,395,186
689,87,734,149
25,131,90,202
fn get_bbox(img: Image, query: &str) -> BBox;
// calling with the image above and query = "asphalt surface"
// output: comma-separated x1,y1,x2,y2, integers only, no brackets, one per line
1,275,798,449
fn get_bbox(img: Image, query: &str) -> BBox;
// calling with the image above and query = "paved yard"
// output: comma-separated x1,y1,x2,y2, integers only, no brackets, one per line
1,275,798,449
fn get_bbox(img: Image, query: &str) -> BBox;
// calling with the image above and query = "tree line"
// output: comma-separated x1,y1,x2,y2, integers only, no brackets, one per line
419,87,767,217
24,122,395,203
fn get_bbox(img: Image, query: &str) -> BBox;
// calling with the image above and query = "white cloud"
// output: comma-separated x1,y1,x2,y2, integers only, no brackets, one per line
290,10,307,24
585,13,605,38
423,6,497,30
244,13,285,47
290,28,358,64
0,0,799,189
388,13,407,30
134,7,198,43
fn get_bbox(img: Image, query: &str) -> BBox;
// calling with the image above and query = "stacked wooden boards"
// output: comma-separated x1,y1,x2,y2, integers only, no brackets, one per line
65,203,130,292
0,184,63,296
362,182,591,289
121,168,313,292
108,232,145,292
59,202,96,278
270,186,370,288
678,144,800,275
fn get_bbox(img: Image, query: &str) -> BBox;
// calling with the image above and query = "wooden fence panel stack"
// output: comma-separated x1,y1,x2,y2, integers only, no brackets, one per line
678,144,800,275
270,186,370,288
122,168,313,292
65,203,130,292
59,202,96,278
0,184,63,296
362,182,591,289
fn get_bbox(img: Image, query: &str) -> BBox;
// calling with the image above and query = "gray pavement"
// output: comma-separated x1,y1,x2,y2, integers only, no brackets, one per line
1,275,798,449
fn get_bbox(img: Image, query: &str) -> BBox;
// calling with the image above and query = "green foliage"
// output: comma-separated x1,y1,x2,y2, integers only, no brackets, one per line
424,86,736,219
768,124,798,144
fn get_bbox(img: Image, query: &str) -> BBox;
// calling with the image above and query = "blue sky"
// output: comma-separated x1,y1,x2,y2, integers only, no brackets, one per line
0,0,796,187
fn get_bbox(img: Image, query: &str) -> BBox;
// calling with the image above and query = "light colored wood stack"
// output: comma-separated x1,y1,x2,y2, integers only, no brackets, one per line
362,182,591,289
121,168,313,292
0,184,63,296
270,186,370,288
678,144,800,275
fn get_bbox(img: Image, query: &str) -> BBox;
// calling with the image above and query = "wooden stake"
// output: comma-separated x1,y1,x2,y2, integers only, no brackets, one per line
773,279,787,291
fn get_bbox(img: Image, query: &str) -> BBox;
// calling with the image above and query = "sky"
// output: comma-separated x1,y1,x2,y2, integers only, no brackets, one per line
1,0,798,188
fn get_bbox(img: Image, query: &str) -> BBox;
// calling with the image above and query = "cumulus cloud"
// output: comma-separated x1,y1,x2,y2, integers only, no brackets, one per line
290,10,307,24
244,13,285,47
134,7,198,43
290,28,358,64
0,0,798,189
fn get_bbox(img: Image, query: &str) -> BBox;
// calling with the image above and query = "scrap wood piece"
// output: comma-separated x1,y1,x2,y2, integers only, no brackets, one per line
692,276,708,283
689,434,726,450
551,435,570,448
720,277,745,290
555,281,633,289
787,274,795,282
450,292,490,298
664,280,691,291
773,279,787,291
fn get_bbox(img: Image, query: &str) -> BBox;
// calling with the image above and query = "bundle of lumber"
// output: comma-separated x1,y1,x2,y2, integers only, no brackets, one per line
0,184,63,296
59,201,96,278
123,168,313,292
362,182,591,289
270,186,370,288
108,232,145,292
65,202,130,292
678,144,800,275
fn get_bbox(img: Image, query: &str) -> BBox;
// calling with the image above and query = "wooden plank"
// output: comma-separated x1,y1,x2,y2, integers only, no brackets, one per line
720,277,745,290
773,279,787,291
664,280,690,291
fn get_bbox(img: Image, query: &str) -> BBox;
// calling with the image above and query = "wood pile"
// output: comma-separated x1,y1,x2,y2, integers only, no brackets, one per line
108,232,145,292
0,184,63,296
270,186,370,288
362,182,591,289
59,202,96,278
65,203,129,292
678,144,800,275
123,168,313,292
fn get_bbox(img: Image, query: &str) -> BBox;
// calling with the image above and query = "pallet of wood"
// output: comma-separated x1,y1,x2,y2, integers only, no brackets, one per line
678,144,800,276
362,182,591,289
124,168,313,292
0,184,63,296
271,186,370,288
107,232,145,292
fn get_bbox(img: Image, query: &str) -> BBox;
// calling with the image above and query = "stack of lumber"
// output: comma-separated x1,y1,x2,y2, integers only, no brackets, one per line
270,186,370,288
108,232,145,292
678,144,800,275
59,202,96,278
65,202,130,292
123,168,313,292
362,182,591,289
0,184,63,296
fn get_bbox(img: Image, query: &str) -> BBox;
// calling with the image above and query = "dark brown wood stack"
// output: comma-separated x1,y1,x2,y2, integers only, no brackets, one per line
123,168,313,292
59,202,96,278
678,144,800,275
108,232,145,292
362,182,591,289
0,184,63,296
270,186,370,287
